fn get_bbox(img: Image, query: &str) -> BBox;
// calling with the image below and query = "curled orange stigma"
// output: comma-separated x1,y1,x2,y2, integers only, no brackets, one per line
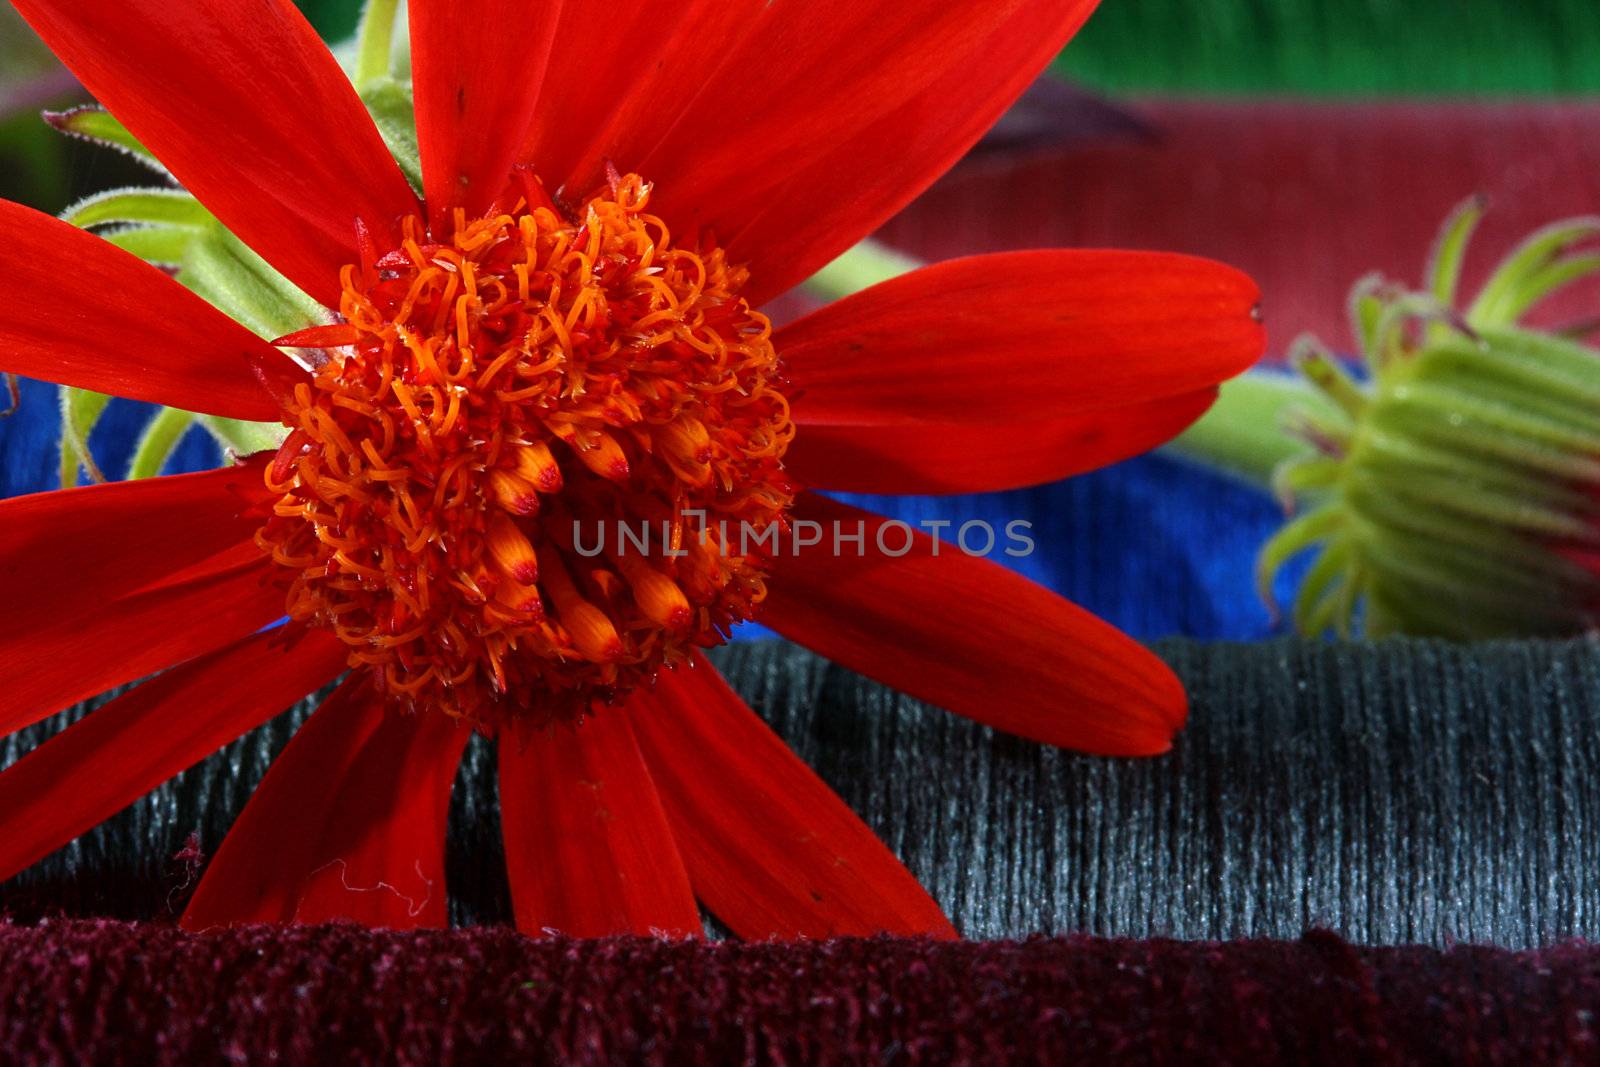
258,173,795,725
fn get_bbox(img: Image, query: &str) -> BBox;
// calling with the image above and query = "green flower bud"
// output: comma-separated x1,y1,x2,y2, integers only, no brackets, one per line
1263,198,1600,638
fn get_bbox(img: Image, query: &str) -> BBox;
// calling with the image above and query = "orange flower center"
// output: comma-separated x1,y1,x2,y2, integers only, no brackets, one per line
257,173,794,726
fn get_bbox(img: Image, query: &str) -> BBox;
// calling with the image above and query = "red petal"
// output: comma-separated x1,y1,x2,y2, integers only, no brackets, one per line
518,0,763,193
777,251,1256,492
271,324,359,348
410,0,562,224
11,0,418,306
779,251,1263,425
0,459,270,645
1,557,287,740
634,0,1096,303
786,389,1216,494
761,493,1187,756
182,676,469,930
626,654,954,939
0,627,344,883
498,712,700,938
0,201,295,420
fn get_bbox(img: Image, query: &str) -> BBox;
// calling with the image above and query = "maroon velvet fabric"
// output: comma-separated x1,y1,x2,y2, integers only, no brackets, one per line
2,923,1596,1064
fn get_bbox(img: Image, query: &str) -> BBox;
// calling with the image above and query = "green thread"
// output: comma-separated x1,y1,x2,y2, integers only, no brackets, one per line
1057,0,1600,95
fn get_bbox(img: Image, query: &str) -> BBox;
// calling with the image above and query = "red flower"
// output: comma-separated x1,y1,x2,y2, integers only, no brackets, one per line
0,0,1264,937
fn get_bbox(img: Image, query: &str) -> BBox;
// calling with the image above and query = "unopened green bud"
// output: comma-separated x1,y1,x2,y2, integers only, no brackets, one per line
1263,198,1600,638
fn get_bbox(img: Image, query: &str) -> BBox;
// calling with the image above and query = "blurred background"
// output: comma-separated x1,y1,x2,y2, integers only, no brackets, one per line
4,0,1598,640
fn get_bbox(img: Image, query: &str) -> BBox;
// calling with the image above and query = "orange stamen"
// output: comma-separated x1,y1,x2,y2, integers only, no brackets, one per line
486,512,540,584
609,548,693,632
272,323,360,348
255,172,792,727
487,469,541,515
514,441,564,493
493,575,545,617
537,543,624,663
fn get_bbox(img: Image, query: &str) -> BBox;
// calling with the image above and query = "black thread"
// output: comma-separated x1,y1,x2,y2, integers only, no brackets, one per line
5,637,1598,946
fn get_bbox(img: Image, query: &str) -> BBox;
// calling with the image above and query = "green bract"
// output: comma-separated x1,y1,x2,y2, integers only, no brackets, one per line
49,0,418,485
1262,198,1600,638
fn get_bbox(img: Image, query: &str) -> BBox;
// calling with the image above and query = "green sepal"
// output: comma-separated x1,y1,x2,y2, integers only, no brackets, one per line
1492,252,1600,325
62,187,212,230
1372,380,1600,466
58,387,111,488
1253,203,1600,639
1346,272,1391,356
43,90,341,480
1341,475,1597,592
1354,426,1599,514
1269,454,1340,512
353,0,404,88
1292,538,1354,636
1425,195,1487,306
1415,335,1600,428
1473,324,1600,403
176,225,314,456
361,77,423,194
802,239,921,303
1279,402,1354,457
1468,216,1600,327
1347,456,1597,541
43,106,168,176
1347,514,1591,630
96,225,197,265
1290,335,1368,418
1255,504,1343,614
53,177,302,477
1166,371,1333,488
177,221,324,340
127,406,196,480
199,416,289,457
1366,290,1463,369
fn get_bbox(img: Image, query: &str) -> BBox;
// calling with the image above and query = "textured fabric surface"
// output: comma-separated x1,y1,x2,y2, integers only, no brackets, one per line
6,638,1598,948
1,921,1597,1065
1055,0,1600,94
284,0,1600,96
879,100,1600,358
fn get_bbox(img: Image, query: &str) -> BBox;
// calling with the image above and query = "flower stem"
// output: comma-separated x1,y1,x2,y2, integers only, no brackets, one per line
127,406,195,480
200,416,286,458
802,239,920,302
1161,371,1332,489
353,0,402,89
